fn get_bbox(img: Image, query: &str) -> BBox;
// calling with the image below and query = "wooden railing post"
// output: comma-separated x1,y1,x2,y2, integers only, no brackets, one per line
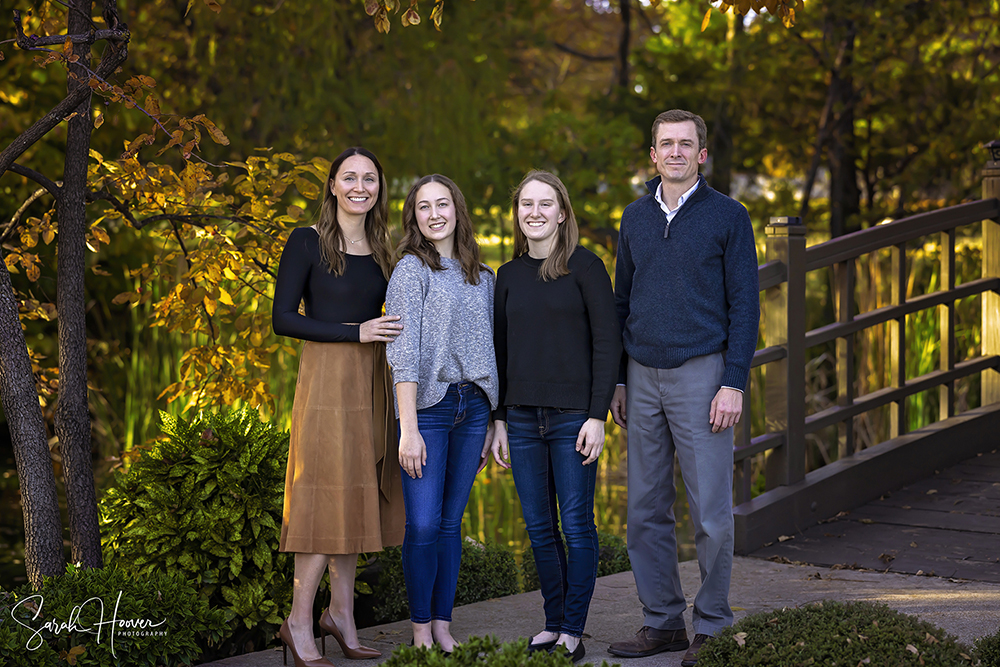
983,142,1000,405
939,228,956,420
889,243,907,437
835,259,856,456
764,217,806,488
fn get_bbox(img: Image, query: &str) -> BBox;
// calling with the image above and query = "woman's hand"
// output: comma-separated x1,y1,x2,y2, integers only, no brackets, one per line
398,428,427,479
489,420,510,470
576,418,606,465
477,421,497,474
360,315,402,343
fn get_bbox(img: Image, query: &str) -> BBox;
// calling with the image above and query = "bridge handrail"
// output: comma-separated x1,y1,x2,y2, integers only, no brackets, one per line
733,181,1000,506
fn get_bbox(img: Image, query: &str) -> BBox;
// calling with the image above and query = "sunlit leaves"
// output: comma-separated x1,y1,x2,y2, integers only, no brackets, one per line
368,0,448,33
86,150,327,413
703,0,801,31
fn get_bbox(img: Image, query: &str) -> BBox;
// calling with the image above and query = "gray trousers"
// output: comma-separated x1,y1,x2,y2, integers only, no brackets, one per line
625,353,734,636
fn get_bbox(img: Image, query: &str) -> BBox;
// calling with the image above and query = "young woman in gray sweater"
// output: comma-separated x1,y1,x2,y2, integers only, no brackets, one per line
385,174,498,653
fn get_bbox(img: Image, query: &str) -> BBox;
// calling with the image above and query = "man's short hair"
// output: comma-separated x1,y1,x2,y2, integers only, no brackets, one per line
651,110,707,152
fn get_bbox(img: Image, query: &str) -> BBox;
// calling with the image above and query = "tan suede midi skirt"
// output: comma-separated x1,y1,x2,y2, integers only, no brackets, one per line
279,340,405,554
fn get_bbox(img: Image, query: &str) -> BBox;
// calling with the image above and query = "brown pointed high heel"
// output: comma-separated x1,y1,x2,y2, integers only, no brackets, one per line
279,620,337,667
319,609,381,659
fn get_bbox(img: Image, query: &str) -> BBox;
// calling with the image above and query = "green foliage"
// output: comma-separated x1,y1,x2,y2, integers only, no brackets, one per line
696,600,973,667
974,627,1000,667
0,564,227,667
521,532,631,593
98,407,291,658
370,540,520,624
382,634,619,667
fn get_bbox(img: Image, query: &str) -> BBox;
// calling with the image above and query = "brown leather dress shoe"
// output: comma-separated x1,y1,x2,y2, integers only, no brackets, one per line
607,626,690,658
680,633,709,666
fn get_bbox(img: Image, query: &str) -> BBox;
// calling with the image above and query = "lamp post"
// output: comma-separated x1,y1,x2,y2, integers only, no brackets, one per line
986,139,1000,165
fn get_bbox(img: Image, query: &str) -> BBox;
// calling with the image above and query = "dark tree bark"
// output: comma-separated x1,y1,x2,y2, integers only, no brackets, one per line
2,2,129,584
55,0,103,570
710,14,745,196
827,20,860,238
616,0,631,92
0,265,65,587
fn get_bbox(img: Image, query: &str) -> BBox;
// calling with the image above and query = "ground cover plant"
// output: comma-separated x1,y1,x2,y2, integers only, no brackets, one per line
696,600,973,666
975,626,1000,667
0,564,227,667
99,407,290,659
382,634,620,667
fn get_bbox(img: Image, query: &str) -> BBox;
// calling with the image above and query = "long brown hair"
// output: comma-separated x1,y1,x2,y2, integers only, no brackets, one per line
398,174,487,285
510,170,579,282
315,147,392,280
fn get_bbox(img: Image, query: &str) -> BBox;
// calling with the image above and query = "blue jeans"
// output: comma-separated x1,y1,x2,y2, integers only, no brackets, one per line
507,407,599,637
400,382,490,623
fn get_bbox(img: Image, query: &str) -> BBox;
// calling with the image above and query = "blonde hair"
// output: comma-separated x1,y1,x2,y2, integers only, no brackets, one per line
315,147,392,280
510,170,579,282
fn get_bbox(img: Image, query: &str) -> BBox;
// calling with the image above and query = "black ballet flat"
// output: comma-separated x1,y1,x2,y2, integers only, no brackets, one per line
527,637,558,653
551,641,586,663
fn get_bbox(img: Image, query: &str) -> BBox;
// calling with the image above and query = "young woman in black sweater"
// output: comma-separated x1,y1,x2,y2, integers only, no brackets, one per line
489,170,621,663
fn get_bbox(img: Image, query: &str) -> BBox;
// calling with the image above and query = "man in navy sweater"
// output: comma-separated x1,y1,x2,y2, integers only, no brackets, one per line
608,109,759,666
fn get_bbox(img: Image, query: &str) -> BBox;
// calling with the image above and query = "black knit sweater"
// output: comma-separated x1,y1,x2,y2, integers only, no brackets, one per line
493,246,622,422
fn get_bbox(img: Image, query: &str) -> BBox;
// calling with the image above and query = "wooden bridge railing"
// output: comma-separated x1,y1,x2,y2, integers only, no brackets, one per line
732,147,1000,552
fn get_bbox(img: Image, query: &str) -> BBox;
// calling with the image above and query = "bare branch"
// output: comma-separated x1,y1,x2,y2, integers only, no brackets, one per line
170,220,218,340
15,28,125,48
85,189,140,228
0,17,129,178
9,163,62,200
552,41,616,62
12,10,126,50
3,188,50,244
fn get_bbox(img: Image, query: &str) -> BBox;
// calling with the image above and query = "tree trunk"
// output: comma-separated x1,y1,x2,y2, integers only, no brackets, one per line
54,0,103,570
710,13,744,195
615,0,631,93
827,21,860,238
0,264,65,588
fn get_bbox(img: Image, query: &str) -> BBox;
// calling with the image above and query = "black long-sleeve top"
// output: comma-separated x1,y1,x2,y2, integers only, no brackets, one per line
493,246,622,422
272,227,387,342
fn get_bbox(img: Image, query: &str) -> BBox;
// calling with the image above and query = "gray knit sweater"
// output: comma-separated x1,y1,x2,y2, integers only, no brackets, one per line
385,254,499,416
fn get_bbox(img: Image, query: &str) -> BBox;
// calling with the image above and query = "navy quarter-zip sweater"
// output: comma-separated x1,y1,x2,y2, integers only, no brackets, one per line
614,174,759,391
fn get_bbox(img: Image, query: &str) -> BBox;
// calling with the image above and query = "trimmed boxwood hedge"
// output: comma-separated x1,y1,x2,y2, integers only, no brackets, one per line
696,600,974,667
382,634,620,667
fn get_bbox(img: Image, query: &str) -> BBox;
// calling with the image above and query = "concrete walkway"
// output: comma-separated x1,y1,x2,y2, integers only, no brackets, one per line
203,556,1000,666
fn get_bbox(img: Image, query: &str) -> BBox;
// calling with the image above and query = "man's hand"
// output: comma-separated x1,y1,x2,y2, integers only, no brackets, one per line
610,385,627,429
709,387,743,433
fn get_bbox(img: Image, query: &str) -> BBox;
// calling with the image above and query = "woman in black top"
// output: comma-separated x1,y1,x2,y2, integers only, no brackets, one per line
490,170,621,663
272,147,405,666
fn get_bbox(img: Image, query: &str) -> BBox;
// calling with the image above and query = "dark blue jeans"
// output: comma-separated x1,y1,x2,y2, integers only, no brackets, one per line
507,407,599,637
400,382,490,623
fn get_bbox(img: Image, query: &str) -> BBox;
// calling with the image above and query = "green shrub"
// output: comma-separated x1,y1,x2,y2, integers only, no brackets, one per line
99,407,292,659
975,627,1000,667
521,532,631,593
0,564,227,667
696,600,973,667
382,634,620,666
370,539,520,623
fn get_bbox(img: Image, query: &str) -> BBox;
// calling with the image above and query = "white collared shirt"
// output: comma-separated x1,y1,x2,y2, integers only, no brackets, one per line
654,179,700,223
